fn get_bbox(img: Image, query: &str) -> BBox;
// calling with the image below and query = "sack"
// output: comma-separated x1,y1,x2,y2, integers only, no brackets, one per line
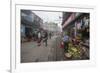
60,42,64,49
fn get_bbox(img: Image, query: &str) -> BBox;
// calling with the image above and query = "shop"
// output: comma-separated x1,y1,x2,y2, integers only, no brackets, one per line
62,12,90,60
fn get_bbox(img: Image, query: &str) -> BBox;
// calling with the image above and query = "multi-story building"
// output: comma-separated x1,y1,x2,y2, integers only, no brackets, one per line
42,22,59,33
21,10,33,41
32,13,43,33
21,10,43,42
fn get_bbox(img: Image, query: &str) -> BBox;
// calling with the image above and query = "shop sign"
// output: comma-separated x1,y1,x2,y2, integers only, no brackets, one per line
62,13,75,28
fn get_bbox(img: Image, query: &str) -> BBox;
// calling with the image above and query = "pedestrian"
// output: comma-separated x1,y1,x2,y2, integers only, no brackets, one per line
34,30,38,41
62,33,69,52
43,31,48,47
49,32,52,39
37,30,42,46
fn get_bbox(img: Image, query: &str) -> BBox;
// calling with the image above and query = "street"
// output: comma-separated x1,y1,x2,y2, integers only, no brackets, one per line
21,35,64,63
21,10,90,62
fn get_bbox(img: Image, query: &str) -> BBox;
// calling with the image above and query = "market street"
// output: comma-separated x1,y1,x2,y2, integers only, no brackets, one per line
21,10,90,63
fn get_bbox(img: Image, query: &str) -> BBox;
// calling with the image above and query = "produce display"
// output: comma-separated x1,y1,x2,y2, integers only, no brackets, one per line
63,29,89,60
64,42,82,59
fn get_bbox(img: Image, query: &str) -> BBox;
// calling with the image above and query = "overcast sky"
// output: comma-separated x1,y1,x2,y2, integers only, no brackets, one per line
32,11,62,27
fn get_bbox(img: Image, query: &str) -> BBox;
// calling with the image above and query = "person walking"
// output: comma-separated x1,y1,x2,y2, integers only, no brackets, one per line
37,30,42,46
62,33,69,52
43,31,48,47
49,32,52,39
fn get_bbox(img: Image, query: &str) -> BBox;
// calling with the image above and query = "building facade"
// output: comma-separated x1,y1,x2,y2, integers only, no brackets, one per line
42,22,59,34
21,10,43,42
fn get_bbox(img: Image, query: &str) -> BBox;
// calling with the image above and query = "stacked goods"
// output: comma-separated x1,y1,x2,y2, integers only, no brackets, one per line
65,42,81,59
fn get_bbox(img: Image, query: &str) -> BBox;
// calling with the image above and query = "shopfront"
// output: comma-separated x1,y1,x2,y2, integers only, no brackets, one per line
62,12,90,60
